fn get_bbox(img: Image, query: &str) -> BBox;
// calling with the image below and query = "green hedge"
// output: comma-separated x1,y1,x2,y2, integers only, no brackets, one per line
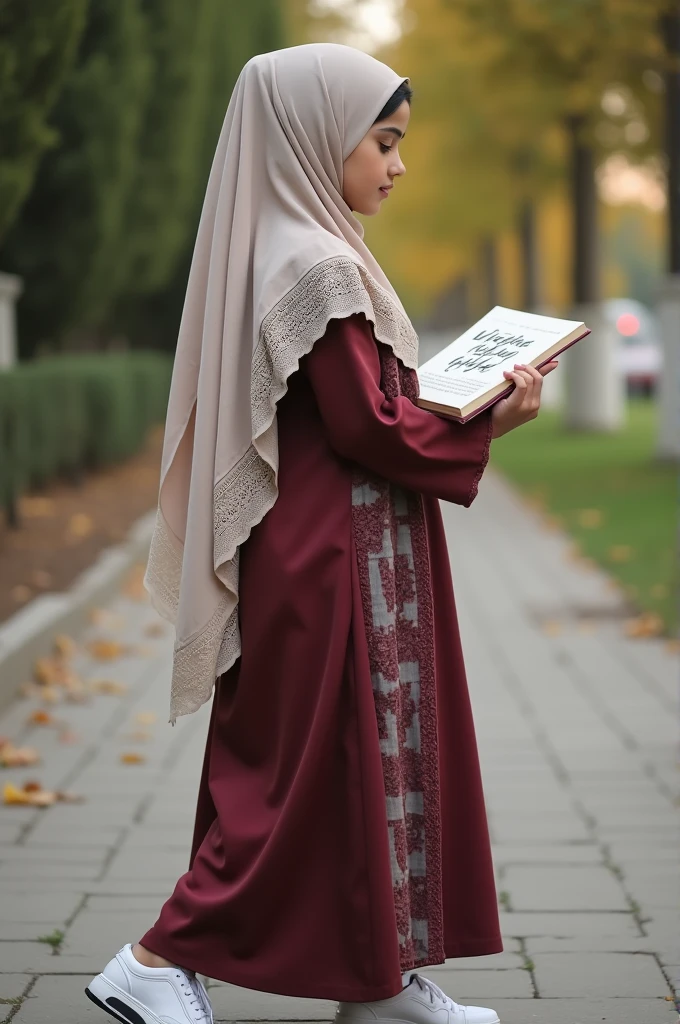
0,350,172,525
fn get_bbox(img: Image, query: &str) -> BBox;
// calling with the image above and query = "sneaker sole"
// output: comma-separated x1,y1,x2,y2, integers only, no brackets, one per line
336,1016,500,1024
85,973,162,1024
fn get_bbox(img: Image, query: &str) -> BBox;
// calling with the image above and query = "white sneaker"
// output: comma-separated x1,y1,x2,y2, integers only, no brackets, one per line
85,943,213,1024
336,972,500,1024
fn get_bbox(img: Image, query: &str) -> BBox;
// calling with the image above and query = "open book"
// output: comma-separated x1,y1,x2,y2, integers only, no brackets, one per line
416,306,591,423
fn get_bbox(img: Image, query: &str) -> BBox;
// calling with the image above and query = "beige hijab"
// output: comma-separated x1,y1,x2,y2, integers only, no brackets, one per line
144,42,419,723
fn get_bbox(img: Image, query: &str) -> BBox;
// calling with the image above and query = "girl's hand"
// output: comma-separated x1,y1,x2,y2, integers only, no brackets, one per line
491,361,559,439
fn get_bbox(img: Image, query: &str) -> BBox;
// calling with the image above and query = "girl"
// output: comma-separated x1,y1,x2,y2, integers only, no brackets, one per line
86,42,556,1024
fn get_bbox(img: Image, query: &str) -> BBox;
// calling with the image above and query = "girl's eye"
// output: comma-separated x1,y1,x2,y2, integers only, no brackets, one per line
379,143,392,154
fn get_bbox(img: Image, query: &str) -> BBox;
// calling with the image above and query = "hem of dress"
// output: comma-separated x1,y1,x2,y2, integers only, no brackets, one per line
138,931,504,1002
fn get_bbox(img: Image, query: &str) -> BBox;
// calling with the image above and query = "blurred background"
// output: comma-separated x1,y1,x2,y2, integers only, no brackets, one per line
0,0,677,639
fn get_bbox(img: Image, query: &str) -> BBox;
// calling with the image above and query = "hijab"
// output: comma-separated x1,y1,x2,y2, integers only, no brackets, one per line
143,42,419,723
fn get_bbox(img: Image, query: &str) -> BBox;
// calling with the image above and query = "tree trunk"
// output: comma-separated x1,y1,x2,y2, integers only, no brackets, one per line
519,200,539,311
563,114,624,431
656,5,680,460
481,236,499,309
518,200,562,408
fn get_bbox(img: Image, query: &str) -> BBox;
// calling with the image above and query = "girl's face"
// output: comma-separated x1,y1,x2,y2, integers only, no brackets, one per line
342,99,410,216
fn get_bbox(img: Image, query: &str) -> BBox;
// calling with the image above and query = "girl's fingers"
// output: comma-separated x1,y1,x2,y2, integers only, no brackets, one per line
502,370,532,411
515,364,541,384
503,369,528,393
514,368,536,401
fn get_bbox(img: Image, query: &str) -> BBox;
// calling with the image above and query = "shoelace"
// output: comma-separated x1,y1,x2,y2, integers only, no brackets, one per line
412,974,463,1014
176,971,213,1022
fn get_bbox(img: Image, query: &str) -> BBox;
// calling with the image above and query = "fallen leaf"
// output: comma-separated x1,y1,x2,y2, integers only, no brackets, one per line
576,621,597,634
88,607,108,624
90,680,127,696
2,781,83,807
68,512,94,538
53,634,77,659
665,638,680,654
33,657,62,686
53,789,84,804
87,640,126,660
0,742,41,767
4,782,36,805
58,729,81,745
39,685,61,704
122,729,153,743
87,608,126,630
134,712,157,726
624,613,665,639
144,623,166,637
19,497,56,518
608,544,634,563
541,620,563,636
28,710,56,726
10,585,32,604
21,681,62,703
3,784,54,806
120,752,146,765
576,508,603,529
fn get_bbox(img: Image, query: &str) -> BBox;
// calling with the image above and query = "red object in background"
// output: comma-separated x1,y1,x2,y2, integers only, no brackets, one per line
616,313,641,337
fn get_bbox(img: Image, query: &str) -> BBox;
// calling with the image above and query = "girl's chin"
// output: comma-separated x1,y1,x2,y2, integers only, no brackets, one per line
357,199,382,216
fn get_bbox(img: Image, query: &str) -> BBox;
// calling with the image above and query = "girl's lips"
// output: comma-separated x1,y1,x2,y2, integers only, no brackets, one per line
379,187,391,197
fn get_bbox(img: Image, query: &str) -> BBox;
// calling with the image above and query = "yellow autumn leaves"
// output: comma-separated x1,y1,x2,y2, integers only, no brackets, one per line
2,564,166,808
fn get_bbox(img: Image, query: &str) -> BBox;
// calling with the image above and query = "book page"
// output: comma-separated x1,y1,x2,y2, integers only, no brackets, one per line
417,306,584,405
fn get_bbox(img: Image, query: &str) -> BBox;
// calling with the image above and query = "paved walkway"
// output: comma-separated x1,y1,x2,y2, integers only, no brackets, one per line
0,470,677,1024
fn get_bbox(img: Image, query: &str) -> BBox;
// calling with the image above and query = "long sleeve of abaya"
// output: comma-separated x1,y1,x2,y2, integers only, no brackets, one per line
301,312,494,506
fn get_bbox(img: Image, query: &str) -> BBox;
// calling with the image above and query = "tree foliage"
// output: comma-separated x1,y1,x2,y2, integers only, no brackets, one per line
116,0,288,350
453,0,667,155
364,0,667,318
1,0,150,352
0,0,88,244
117,1,226,299
0,0,286,356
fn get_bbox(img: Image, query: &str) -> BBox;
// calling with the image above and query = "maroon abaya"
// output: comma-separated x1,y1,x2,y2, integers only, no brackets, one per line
140,312,502,1001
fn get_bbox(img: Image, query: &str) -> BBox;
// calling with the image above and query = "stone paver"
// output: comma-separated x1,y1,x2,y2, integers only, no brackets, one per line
0,468,677,1023
469,999,676,1023
529,951,669,998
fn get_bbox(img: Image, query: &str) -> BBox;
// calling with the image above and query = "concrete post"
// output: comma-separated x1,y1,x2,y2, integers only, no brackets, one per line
0,272,23,369
562,301,625,431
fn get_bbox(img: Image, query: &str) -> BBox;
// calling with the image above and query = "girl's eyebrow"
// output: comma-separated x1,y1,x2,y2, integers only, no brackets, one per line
377,126,406,140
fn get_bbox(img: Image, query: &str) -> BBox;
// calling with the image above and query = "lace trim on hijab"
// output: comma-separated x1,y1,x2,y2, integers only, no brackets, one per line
146,255,419,723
